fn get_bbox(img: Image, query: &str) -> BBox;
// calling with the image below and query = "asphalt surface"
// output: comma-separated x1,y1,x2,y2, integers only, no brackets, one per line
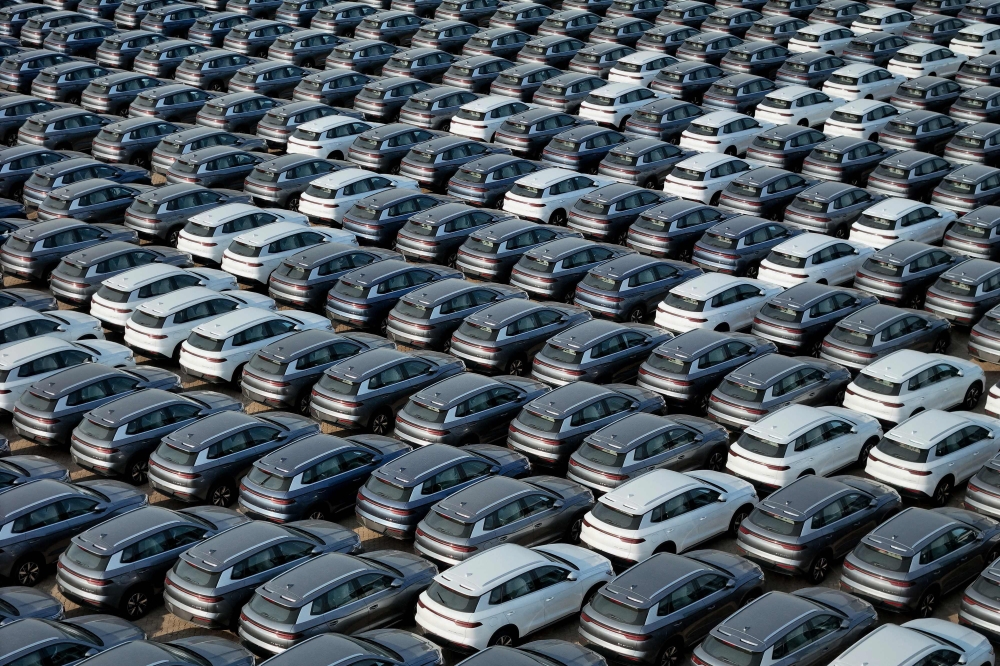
10,267,1000,663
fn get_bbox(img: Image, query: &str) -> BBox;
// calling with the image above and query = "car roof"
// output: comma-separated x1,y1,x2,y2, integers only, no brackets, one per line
256,434,370,477
746,405,842,443
464,298,554,327
183,521,298,569
728,353,802,385
864,197,924,218
671,273,749,299
191,306,280,338
766,282,841,308
654,329,747,360
758,475,854,519
765,85,814,101
0,479,78,521
871,240,935,264
601,469,700,513
691,110,747,127
587,412,677,450
526,381,611,417
374,443,471,485
27,362,123,399
259,553,368,606
718,592,819,646
103,264,184,291
163,411,264,451
960,21,998,34
87,388,184,425
436,475,534,519
772,232,838,257
601,553,711,606
138,286,232,315
833,99,892,114
436,543,549,594
550,319,632,349
884,409,974,447
341,259,412,285
831,63,883,76
234,221,311,246
410,372,501,409
675,152,739,170
0,338,75,370
516,167,582,188
75,506,186,552
257,329,342,361
836,625,943,666
868,507,956,550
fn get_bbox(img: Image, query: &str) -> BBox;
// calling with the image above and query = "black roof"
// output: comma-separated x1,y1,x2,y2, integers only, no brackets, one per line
704,215,770,237
945,163,1000,182
759,124,816,141
766,282,842,309
900,75,953,90
878,150,937,169
872,240,937,264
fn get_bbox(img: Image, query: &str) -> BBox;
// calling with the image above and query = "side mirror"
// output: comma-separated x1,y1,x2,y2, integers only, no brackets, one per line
55,325,65,332
957,370,964,377
311,546,325,555
850,426,858,434
553,499,565,508
566,572,578,581
869,498,878,508
490,465,500,474
390,579,403,588
840,619,851,630
84,649,100,658
694,434,703,442
725,578,736,588
717,493,728,503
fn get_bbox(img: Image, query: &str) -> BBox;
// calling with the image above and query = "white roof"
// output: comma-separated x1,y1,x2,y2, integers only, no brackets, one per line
690,110,749,127
745,404,836,442
858,6,908,18
0,337,73,370
103,264,184,291
862,197,923,218
771,232,838,257
459,95,527,112
232,221,312,247
669,273,749,299
599,469,697,514
885,410,973,448
588,82,649,98
859,349,936,382
188,203,269,227
435,544,548,594
833,625,942,666
191,307,281,338
306,167,380,189
674,152,740,171
831,98,891,115
830,63,885,77
797,23,847,35
297,115,375,133
959,22,999,35
765,85,814,101
0,307,48,327
895,43,946,56
137,286,230,316
514,167,579,188
616,51,670,65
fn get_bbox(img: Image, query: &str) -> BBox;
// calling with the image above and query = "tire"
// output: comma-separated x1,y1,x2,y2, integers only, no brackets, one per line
210,80,225,92
4,131,16,147
834,388,846,405
807,551,832,584
904,291,924,310
740,588,762,606
301,58,314,68
296,389,311,415
724,146,737,156
868,132,879,142
287,195,300,211
705,446,727,472
964,381,984,411
654,541,676,554
12,554,43,586
488,627,518,647
66,93,80,105
916,588,938,618
126,457,148,485
806,337,823,358
932,477,953,507
859,437,879,465
833,224,849,239
642,177,657,189
306,503,329,520
130,153,149,169
627,305,645,323
9,185,22,203
932,334,951,354
619,116,631,132
369,407,393,436
745,262,759,279
120,585,153,620
233,363,246,385
506,354,528,376
167,227,180,247
566,515,583,543
208,479,236,507
798,469,815,478
798,118,809,126
549,209,566,226
710,192,721,206
657,639,685,666
378,316,389,336
729,504,753,536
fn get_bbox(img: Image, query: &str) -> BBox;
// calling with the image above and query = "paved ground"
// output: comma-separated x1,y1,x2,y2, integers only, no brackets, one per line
8,272,1000,664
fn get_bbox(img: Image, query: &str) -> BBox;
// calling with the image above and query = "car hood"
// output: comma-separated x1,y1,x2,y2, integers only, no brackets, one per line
64,614,147,647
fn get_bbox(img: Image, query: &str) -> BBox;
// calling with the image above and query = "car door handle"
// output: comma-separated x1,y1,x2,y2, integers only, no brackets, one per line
545,597,554,602
534,522,542,528
506,611,515,616
369,604,378,610
499,536,508,541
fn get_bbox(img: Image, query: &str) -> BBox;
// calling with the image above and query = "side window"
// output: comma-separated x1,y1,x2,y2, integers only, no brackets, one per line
772,616,842,659
489,572,537,604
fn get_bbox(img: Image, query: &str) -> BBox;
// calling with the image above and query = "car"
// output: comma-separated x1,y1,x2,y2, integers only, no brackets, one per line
250,630,444,666
0,219,136,281
0,49,77,95
965,448,1000,518
0,96,63,150
503,169,615,226
441,57,518,96
0,587,64,624
448,96,533,143
56,504,248,619
461,27,531,60
679,111,775,157
516,35,585,68
324,38,401,74
775,52,847,88
787,23,854,56
692,588,878,666
176,204,305,264
851,199,957,250
492,110,595,159
889,75,965,113
346,123,445,174
821,301,951,370
567,184,672,244
822,63,905,101
36,178,154,225
570,42,641,75
132,39,207,78
579,550,764,666
395,205,514,268
17,107,115,153
573,254,700,322
692,217,802,277
49,241,190,306
719,41,791,77
417,544,610,650
292,70,374,108
621,101,704,146
91,264,238,327
170,49,260,92
824,99,900,142
580,469,756,564
13,363,181,446
0,455,69,487
607,52,678,87
164,144,273,189
399,136,511,192
163,519,361,629
957,54,1000,89
745,16,808,44
840,620,996,666
267,245,401,310
970,302,1000,365
923,257,1000,325
0,288,55,312
852,6,913,35
716,168,811,221
537,9,602,39
843,32,911,68
657,1,718,28
649,61,725,102
411,20,480,51
662,153,755,208
243,154,349,210
20,11,96,47
226,61,312,98
945,120,1000,162
758,234,873,288
654,273,784,333
454,215,580,280
596,140,693,192
763,0,824,16
951,22,1000,63
541,126,631,175
782,183,886,239
743,126,827,173
509,236,633,303
127,84,217,124
22,158,149,212
842,506,1000,614
864,151,952,204
123,183,251,244
239,550,437,655
355,443,531,538
185,12,251,46
352,76,435,124
221,223,355,286
576,83,663,131
0,478,148,585
0,616,145,665
94,29,169,66
945,205,1000,259
342,191,459,248
737,474,901,582
702,74,777,114
298,169,419,227
65,638,255,666
932,164,1000,213
879,109,964,153
265,29,348,67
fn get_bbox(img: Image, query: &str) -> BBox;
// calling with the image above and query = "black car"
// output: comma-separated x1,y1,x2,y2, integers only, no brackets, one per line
446,153,543,208
636,23,700,54
810,0,869,24
493,108,594,157
411,20,480,52
515,34,584,67
380,47,457,82
461,26,530,59
842,32,909,66
957,54,1000,89
226,60,310,98
649,60,726,101
744,15,808,43
903,13,966,43
346,122,445,173
395,205,515,267
932,163,1000,213
221,18,294,56
541,125,628,174
607,0,667,20
701,6,762,37
960,0,1000,20
30,61,111,105
865,150,954,202
441,54,514,93
0,4,56,40
536,9,602,39
489,2,555,34
150,126,265,175
745,125,827,171
573,252,701,321
702,73,777,113
325,38,401,73
489,61,560,101
657,0,717,28
397,85,479,131
622,98,704,142
308,1,378,35
775,52,846,87
801,136,896,186
165,144,269,188
626,199,733,260
44,21,119,57
944,204,1000,259
879,109,964,154
950,87,1000,125
243,154,346,209
890,75,964,112
132,38,206,77
435,0,505,24
140,2,207,36
292,68,374,106
0,146,83,201
268,244,401,309
567,42,636,76
255,100,343,151
719,40,789,77
94,29,168,67
783,181,887,238
853,240,964,308
762,0,823,16
0,96,62,148
675,31,744,65
91,117,186,167
171,50,260,91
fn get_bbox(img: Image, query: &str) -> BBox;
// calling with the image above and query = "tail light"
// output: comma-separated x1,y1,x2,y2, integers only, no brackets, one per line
149,460,199,479
738,525,804,549
58,562,111,585
581,612,651,641
843,560,913,586
509,423,558,445
417,599,482,627
165,577,223,603
359,491,415,515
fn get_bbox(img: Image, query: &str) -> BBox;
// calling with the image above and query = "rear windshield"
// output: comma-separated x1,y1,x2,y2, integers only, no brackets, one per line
862,258,903,276
976,465,1000,489
403,400,447,423
518,409,563,433
187,333,226,352
662,293,705,312
317,374,360,396
758,303,803,323
154,442,198,466
423,510,474,537
590,594,646,625
457,321,500,341
767,251,806,269
591,502,643,530
581,273,622,292
737,433,787,458
173,559,221,588
576,442,627,467
78,418,116,441
718,380,763,403
853,543,911,573
540,344,581,364
365,475,413,501
701,637,762,666
19,391,57,412
876,437,929,463
248,594,298,624
248,354,287,376
245,465,292,491
64,544,110,572
748,508,803,536
829,325,873,347
854,373,901,396
425,581,479,612
645,352,690,373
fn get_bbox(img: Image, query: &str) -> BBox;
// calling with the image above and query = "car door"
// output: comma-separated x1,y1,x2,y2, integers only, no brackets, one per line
674,573,733,643
935,526,983,592
535,564,579,625
957,424,996,481
23,495,102,562
119,523,207,583
489,571,544,634
771,614,844,666
354,571,403,628
819,419,857,472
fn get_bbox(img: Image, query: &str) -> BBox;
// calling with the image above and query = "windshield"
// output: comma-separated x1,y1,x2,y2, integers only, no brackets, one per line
248,594,298,624
425,581,479,612
759,302,803,323
423,510,474,537
364,475,413,501
854,373,901,396
173,559,221,587
154,442,198,466
64,544,110,571
718,380,763,403
78,418,116,441
245,465,292,491
576,442,627,467
853,543,911,572
590,594,646,624
748,508,802,536
829,325,873,346
876,437,930,463
701,637,762,666
737,433,787,458
591,502,643,529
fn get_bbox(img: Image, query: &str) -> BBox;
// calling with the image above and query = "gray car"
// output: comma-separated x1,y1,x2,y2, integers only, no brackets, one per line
396,205,515,267
841,506,1000,616
150,126,266,175
257,634,442,666
944,205,1000,260
164,519,361,629
737,474,902,584
310,347,466,434
123,183,250,243
0,586,64,624
455,218,581,282
596,138,694,189
49,241,191,305
18,108,115,152
446,156,543,212
0,96,65,149
128,84,218,123
573,254,701,323
626,200,733,262
356,442,529,540
853,241,964,310
239,551,437,656
579,551,765,666
692,217,802,278
69,388,242,484
783,182,887,238
0,219,136,282
708,354,852,431
413,475,593,566
255,101,346,151
0,455,69,488
240,329,394,413
395,373,550,447
820,303,952,371
567,413,730,493
510,237,634,302
692,588,877,666
240,433,411,523
0,287,57,312
962,552,1000,640
0,478,147,586
924,257,1000,326
531,319,672,386
36,179,155,225
398,135,510,191
268,245,401,310
164,144,271,189
750,283,879,356
386,278,526,350
80,72,164,117
508,382,665,468
450,299,592,376
56,505,248,619
148,411,319,507
242,154,347,210
969,301,1000,362
13,363,180,446
0,616,145,666
66,638,253,666
22,159,150,211
0,146,86,202
91,117,186,168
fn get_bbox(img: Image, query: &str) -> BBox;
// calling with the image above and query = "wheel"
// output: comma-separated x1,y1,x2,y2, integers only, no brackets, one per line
729,504,752,535
167,228,180,247
127,457,148,485
120,585,153,620
932,477,953,507
9,185,22,203
904,291,924,309
697,393,711,414
619,116,631,131
488,627,518,647
130,153,149,169
506,354,527,376
710,192,721,206
706,446,727,472
806,337,823,358
208,479,236,507
549,209,566,226
745,262,759,279
301,58,314,68
66,93,80,105
440,121,451,132
442,337,452,353
807,551,832,584
4,131,16,147
654,541,676,554
724,146,737,156
928,72,937,77
297,389,311,415
740,588,762,606
642,177,657,189
306,503,329,520
378,316,389,336
566,516,583,543
964,381,984,410
859,437,878,465
864,94,873,99
656,640,684,666
916,588,938,618
210,79,225,92
798,118,809,126
12,555,43,586
118,106,131,118
583,583,603,608
833,224,849,239
627,305,645,323
445,251,458,268
369,407,393,435
287,195,300,211
834,388,846,405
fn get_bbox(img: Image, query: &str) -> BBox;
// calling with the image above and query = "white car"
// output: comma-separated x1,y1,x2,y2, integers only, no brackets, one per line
758,233,874,287
951,22,1000,59
286,116,382,159
579,469,757,563
179,306,331,383
727,404,883,490
989,379,1000,418
851,7,913,35
578,82,664,129
177,204,309,264
850,198,957,249
220,222,356,285
834,620,995,666
866,409,1000,505
90,264,237,327
608,52,679,86
787,24,855,56
823,99,900,140
0,337,135,412
754,86,845,128
0,306,105,348
450,95,536,142
654,273,784,333
680,111,776,157
663,153,757,205
822,64,906,101
297,169,420,226
887,44,967,79
415,543,613,651
504,168,615,225
844,349,986,424
124,286,276,359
